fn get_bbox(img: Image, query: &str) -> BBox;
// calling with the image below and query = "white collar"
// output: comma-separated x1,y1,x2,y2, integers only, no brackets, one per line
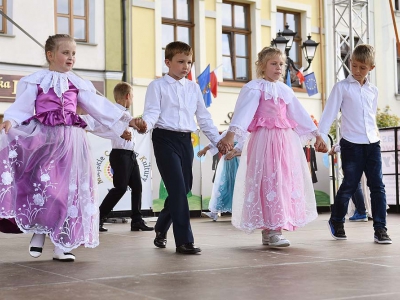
246,79,293,104
21,69,93,97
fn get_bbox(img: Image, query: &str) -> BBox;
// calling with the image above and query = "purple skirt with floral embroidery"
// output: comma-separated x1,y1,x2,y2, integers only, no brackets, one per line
0,120,99,251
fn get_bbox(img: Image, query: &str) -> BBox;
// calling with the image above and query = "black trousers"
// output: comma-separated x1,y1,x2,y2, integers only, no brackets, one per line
152,128,194,247
99,149,142,222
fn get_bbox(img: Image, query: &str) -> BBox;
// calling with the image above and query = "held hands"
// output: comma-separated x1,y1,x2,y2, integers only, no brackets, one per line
0,121,12,134
120,129,132,141
129,118,147,134
314,136,328,153
217,132,234,155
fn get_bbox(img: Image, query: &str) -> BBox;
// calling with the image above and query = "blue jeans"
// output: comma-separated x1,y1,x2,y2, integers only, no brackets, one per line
352,181,366,215
331,139,386,229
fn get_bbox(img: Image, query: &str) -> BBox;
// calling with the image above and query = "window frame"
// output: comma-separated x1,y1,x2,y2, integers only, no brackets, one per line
161,0,194,73
276,10,302,87
55,0,89,42
0,0,7,34
222,1,251,82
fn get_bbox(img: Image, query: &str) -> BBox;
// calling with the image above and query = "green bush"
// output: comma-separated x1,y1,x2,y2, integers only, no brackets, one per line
376,106,400,128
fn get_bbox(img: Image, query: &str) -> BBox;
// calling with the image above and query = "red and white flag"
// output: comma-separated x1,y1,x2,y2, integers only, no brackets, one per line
187,63,196,82
210,70,218,98
296,67,305,84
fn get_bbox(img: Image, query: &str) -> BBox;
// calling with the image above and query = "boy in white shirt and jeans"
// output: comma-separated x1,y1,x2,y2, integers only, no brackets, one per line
317,44,391,244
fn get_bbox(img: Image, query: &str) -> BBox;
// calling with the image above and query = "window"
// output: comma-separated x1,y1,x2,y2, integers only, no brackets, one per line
276,10,301,86
55,0,88,42
222,1,250,82
161,0,194,74
396,0,399,11
0,0,6,34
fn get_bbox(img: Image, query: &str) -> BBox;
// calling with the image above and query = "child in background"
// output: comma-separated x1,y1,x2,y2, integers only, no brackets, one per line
218,47,327,247
86,82,153,232
198,130,248,221
0,34,144,262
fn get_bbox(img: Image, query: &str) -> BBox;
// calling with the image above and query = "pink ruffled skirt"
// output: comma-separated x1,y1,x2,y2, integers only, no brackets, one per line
231,127,317,233
0,120,99,251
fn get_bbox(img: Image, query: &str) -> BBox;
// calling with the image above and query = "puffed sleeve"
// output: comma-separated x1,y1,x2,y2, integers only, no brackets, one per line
286,93,319,138
80,114,123,140
77,90,132,137
228,83,260,137
3,80,37,127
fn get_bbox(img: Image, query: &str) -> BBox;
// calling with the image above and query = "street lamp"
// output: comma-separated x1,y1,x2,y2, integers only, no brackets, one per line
272,24,319,84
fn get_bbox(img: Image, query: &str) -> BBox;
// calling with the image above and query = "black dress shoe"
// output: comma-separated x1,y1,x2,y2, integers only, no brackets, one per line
154,231,167,248
131,220,154,231
99,218,108,232
99,224,108,232
176,243,201,254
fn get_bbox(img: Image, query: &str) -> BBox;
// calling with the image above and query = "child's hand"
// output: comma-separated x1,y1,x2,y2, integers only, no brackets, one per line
120,129,132,141
197,149,207,157
328,147,336,156
0,121,12,134
217,132,234,154
130,118,147,134
225,149,237,160
314,136,328,153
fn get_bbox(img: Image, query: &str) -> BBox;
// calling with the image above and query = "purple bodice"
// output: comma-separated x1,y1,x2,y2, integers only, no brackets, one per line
23,81,87,128
248,93,297,132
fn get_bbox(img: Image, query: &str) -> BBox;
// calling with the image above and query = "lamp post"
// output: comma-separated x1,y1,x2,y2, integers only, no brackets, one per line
272,24,319,85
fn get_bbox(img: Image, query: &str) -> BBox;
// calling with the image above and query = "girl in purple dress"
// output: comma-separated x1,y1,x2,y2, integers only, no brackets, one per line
218,47,327,247
0,34,144,261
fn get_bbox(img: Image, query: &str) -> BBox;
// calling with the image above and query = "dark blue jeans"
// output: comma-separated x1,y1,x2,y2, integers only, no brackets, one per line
331,139,386,230
352,181,366,215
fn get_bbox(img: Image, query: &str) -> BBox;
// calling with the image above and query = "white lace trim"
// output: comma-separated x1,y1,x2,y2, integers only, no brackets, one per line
228,125,247,137
245,79,293,104
21,70,93,98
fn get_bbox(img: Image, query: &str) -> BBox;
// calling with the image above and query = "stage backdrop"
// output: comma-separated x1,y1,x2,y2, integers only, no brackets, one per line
88,131,331,212
87,132,153,210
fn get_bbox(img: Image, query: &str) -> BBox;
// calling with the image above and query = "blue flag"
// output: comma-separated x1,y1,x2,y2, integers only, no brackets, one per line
197,64,212,107
286,68,291,87
304,72,318,96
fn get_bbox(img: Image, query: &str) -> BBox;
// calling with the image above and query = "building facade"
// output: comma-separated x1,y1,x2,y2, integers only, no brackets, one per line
0,0,125,118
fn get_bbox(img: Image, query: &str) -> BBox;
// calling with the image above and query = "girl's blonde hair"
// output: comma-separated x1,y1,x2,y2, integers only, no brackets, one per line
44,34,75,63
255,47,286,78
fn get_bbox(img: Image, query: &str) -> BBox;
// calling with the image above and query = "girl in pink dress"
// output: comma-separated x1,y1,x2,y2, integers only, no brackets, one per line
0,34,144,261
218,47,327,247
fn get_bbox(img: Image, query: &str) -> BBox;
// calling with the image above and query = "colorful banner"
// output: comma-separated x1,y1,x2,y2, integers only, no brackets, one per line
87,132,153,210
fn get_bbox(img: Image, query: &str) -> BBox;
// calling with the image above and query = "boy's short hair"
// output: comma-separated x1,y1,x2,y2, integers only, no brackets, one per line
113,82,132,102
165,41,193,60
352,44,375,66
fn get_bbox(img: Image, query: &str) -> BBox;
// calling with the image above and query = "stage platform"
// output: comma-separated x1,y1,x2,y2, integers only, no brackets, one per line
1,213,400,300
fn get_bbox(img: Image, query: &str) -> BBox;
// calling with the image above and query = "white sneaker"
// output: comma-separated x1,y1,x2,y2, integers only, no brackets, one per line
262,230,290,247
201,211,219,221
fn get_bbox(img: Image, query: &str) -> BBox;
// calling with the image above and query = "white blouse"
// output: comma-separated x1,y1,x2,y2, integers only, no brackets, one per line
228,79,319,139
4,70,132,138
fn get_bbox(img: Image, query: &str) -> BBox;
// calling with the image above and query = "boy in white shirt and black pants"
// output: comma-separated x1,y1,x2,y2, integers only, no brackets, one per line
142,41,228,254
317,44,391,244
98,82,153,232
